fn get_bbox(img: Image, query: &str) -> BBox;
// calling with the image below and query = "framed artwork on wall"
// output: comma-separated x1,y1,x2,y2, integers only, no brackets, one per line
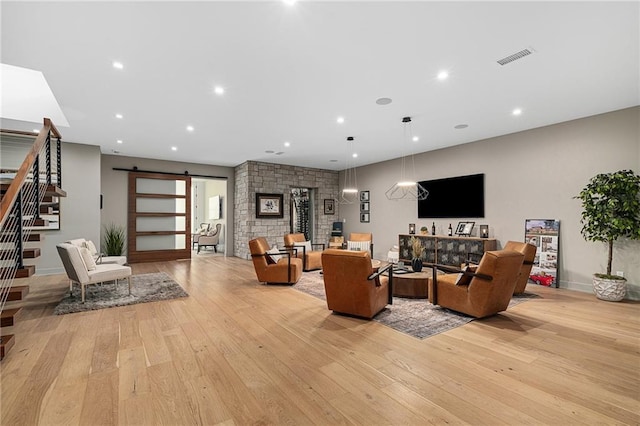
324,199,335,215
256,193,284,218
360,190,369,202
360,212,370,223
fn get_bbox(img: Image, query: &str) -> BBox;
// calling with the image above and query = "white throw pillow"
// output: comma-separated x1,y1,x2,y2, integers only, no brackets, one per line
267,246,282,263
80,247,97,271
83,240,98,256
294,241,312,254
347,240,370,251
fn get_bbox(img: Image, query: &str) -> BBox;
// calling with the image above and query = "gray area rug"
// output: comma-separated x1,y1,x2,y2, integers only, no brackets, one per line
294,272,538,339
54,272,188,315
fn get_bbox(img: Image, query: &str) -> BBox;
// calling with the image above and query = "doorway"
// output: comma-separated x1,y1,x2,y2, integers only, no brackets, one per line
290,188,315,241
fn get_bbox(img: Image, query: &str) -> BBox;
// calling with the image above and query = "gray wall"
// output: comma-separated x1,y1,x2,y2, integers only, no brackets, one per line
100,154,235,255
339,106,640,299
26,142,102,274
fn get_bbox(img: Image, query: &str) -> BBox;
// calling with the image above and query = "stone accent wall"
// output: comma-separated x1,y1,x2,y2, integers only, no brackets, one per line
234,161,339,260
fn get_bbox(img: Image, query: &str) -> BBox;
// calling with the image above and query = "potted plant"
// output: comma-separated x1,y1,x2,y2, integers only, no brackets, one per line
410,236,424,272
103,223,126,256
420,226,429,235
575,169,640,301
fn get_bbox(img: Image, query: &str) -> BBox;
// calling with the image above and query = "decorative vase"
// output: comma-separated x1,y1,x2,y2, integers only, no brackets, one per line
592,275,627,302
411,258,423,272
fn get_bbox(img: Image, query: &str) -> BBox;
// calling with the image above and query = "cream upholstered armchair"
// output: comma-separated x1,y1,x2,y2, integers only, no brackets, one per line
283,233,325,271
249,237,302,285
67,238,126,265
346,232,373,256
197,223,222,253
321,249,393,319
428,249,524,318
57,243,132,303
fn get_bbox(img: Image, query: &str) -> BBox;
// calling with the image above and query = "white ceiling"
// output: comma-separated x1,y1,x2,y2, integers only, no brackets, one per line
1,1,638,171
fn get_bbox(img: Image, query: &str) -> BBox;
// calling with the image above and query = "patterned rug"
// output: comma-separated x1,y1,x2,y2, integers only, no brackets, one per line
294,271,538,339
54,272,188,315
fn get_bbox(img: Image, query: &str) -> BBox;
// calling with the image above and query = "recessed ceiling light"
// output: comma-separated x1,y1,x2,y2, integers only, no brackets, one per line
112,61,124,70
437,71,449,80
186,125,194,132
171,146,178,151
352,153,358,158
117,139,123,144
275,151,284,155
336,116,345,124
112,149,120,154
265,150,275,154
214,86,224,95
512,108,522,116
330,159,338,162
376,97,392,105
412,136,419,142
454,124,469,129
284,141,290,147
115,113,123,119
32,128,40,133
283,0,297,5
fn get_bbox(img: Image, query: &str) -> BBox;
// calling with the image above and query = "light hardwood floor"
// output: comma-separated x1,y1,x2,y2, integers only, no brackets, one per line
1,254,639,425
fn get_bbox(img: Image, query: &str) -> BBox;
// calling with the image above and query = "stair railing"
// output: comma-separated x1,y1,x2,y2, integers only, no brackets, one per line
0,118,61,311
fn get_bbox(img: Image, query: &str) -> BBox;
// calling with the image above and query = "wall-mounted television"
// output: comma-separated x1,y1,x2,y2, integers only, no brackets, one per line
418,173,485,218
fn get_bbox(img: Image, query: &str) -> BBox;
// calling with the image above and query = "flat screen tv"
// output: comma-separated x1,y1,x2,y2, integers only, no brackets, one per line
418,173,485,218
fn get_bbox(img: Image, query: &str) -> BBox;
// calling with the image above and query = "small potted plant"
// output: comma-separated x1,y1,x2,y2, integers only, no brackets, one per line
103,223,126,256
575,169,640,301
410,236,424,272
420,226,429,235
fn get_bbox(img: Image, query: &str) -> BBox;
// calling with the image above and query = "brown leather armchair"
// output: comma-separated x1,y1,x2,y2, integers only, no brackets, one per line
283,233,325,271
249,237,303,285
321,249,393,319
504,240,537,294
428,249,524,318
347,232,373,256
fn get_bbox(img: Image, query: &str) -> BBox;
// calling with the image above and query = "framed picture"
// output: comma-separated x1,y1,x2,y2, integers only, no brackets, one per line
360,190,369,202
324,199,335,215
360,212,370,223
256,193,284,218
525,219,560,288
455,221,475,236
360,201,370,212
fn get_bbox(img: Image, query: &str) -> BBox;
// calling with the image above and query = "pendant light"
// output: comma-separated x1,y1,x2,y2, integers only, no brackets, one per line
385,116,428,201
339,136,358,204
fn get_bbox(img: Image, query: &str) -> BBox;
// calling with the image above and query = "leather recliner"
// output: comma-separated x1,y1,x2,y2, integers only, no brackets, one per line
321,249,393,319
428,249,524,318
249,237,302,285
283,233,324,271
503,241,537,294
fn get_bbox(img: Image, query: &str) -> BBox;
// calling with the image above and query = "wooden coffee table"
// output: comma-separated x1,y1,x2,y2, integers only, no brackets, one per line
392,269,431,298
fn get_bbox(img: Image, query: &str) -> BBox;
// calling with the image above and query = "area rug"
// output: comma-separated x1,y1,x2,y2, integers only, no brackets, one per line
54,272,189,315
294,272,538,339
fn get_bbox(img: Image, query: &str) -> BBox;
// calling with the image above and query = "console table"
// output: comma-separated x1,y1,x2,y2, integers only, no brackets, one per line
398,234,497,266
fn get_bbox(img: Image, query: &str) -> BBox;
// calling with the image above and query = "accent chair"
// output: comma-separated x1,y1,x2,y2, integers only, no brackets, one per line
249,237,303,285
503,240,537,294
321,248,393,319
347,232,373,256
198,223,222,253
283,233,325,272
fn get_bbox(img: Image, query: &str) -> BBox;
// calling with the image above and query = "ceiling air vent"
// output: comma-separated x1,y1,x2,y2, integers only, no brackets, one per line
497,48,534,66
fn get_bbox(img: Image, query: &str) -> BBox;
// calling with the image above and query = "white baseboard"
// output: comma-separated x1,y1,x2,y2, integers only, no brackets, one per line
34,267,65,276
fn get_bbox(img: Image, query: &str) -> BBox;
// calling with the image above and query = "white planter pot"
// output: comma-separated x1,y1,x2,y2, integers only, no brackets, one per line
592,275,627,302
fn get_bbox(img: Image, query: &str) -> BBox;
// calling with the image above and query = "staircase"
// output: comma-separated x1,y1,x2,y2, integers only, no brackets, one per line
0,118,65,360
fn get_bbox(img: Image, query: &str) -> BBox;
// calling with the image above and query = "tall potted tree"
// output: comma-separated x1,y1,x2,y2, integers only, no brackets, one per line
575,169,640,301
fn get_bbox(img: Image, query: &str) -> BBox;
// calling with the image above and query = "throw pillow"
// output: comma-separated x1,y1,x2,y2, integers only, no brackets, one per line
454,265,477,286
294,241,312,254
80,247,97,271
347,240,370,251
83,240,98,256
267,246,282,264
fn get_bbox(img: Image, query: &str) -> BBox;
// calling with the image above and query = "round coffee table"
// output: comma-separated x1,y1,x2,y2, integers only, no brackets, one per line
392,269,431,298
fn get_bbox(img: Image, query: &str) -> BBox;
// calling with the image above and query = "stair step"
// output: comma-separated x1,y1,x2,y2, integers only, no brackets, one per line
1,335,15,360
5,285,29,301
24,218,49,227
40,205,54,214
0,248,40,259
45,184,66,197
0,233,41,242
1,308,22,327
0,265,36,279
